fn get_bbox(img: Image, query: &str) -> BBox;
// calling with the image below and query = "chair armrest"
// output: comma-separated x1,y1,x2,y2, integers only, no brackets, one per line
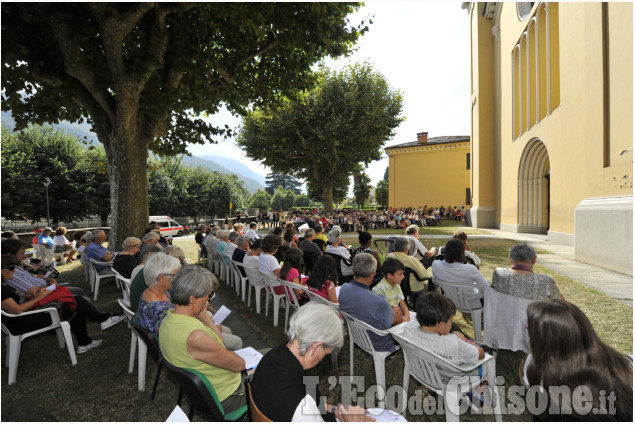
2,306,62,326
90,259,113,266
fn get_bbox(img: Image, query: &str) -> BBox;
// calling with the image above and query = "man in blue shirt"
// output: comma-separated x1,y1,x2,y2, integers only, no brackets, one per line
86,230,114,273
37,227,54,249
339,253,404,353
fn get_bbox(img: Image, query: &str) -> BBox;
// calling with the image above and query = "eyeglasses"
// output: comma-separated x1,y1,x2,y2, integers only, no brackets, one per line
2,265,15,271
208,290,215,302
162,273,176,277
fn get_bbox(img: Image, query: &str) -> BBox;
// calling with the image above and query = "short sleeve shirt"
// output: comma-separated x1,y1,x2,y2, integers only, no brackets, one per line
258,253,280,276
339,280,396,352
372,278,405,307
86,242,109,270
38,234,54,248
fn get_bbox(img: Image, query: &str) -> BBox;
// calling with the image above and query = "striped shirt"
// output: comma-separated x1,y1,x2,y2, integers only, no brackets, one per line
5,266,47,292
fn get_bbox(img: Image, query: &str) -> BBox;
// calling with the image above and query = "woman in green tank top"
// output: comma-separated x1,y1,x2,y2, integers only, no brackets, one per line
159,266,246,412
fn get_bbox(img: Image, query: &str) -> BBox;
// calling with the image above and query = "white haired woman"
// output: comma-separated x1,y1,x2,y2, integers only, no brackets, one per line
491,244,563,301
251,303,373,422
159,266,247,414
324,226,353,280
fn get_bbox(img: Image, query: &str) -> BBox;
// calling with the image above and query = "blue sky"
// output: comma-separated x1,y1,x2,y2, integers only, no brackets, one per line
187,1,471,190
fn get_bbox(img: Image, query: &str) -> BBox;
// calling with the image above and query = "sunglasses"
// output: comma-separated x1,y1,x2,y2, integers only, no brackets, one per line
2,265,16,271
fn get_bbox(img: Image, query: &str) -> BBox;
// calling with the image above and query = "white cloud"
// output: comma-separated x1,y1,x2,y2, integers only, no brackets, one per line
186,1,470,192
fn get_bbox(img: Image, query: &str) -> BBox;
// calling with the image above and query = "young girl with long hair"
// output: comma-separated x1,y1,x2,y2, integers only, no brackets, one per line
279,247,308,305
306,255,339,304
522,300,632,421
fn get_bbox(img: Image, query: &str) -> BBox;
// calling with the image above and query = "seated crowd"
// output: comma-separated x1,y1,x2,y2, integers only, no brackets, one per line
1,218,632,422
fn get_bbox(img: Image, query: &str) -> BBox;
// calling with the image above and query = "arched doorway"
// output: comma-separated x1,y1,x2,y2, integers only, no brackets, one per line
517,138,550,234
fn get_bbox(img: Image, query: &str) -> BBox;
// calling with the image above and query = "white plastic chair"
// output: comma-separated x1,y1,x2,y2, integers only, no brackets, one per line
389,328,502,422
118,298,138,380
340,310,400,402
113,269,132,305
88,259,116,301
243,265,266,314
279,279,305,332
304,287,340,309
260,272,287,327
39,245,54,263
230,260,248,301
79,253,91,285
1,307,77,385
435,280,484,342
32,243,42,260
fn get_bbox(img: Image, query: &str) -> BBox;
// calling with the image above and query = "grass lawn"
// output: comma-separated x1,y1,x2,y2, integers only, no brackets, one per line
2,234,630,422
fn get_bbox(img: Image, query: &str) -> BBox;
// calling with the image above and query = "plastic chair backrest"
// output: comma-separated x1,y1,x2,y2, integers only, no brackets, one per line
280,279,303,310
304,288,340,309
162,358,226,421
130,318,162,360
243,265,264,288
340,311,389,356
113,269,132,304
390,329,492,392
436,280,482,312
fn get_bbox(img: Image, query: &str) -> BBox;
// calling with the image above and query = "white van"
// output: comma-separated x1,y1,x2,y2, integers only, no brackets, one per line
148,216,184,237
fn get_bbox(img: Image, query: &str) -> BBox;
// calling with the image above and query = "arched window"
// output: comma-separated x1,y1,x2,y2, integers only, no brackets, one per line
517,2,535,20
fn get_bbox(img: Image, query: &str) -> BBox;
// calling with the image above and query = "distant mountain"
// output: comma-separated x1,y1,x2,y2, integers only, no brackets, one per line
1,110,264,194
1,110,99,145
180,156,264,194
199,155,267,186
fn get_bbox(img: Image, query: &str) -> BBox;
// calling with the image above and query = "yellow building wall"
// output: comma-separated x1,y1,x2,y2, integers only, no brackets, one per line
470,2,633,237
387,143,471,209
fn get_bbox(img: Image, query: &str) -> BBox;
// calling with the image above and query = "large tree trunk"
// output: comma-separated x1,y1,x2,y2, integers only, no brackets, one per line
321,183,334,215
104,128,150,250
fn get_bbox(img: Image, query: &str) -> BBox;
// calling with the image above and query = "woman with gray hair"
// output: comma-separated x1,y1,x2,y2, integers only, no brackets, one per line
112,236,142,278
159,266,247,414
491,244,563,300
251,303,372,422
324,225,353,279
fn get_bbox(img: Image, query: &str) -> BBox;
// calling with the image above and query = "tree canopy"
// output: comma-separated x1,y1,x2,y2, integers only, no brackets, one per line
1,3,366,247
375,179,389,207
264,172,302,195
1,124,110,224
237,62,403,213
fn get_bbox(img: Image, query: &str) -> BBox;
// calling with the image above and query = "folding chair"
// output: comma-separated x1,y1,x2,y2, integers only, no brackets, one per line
435,280,484,342
2,307,77,385
390,329,502,422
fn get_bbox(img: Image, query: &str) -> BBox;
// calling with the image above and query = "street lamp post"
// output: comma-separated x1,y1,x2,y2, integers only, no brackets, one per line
42,177,51,227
